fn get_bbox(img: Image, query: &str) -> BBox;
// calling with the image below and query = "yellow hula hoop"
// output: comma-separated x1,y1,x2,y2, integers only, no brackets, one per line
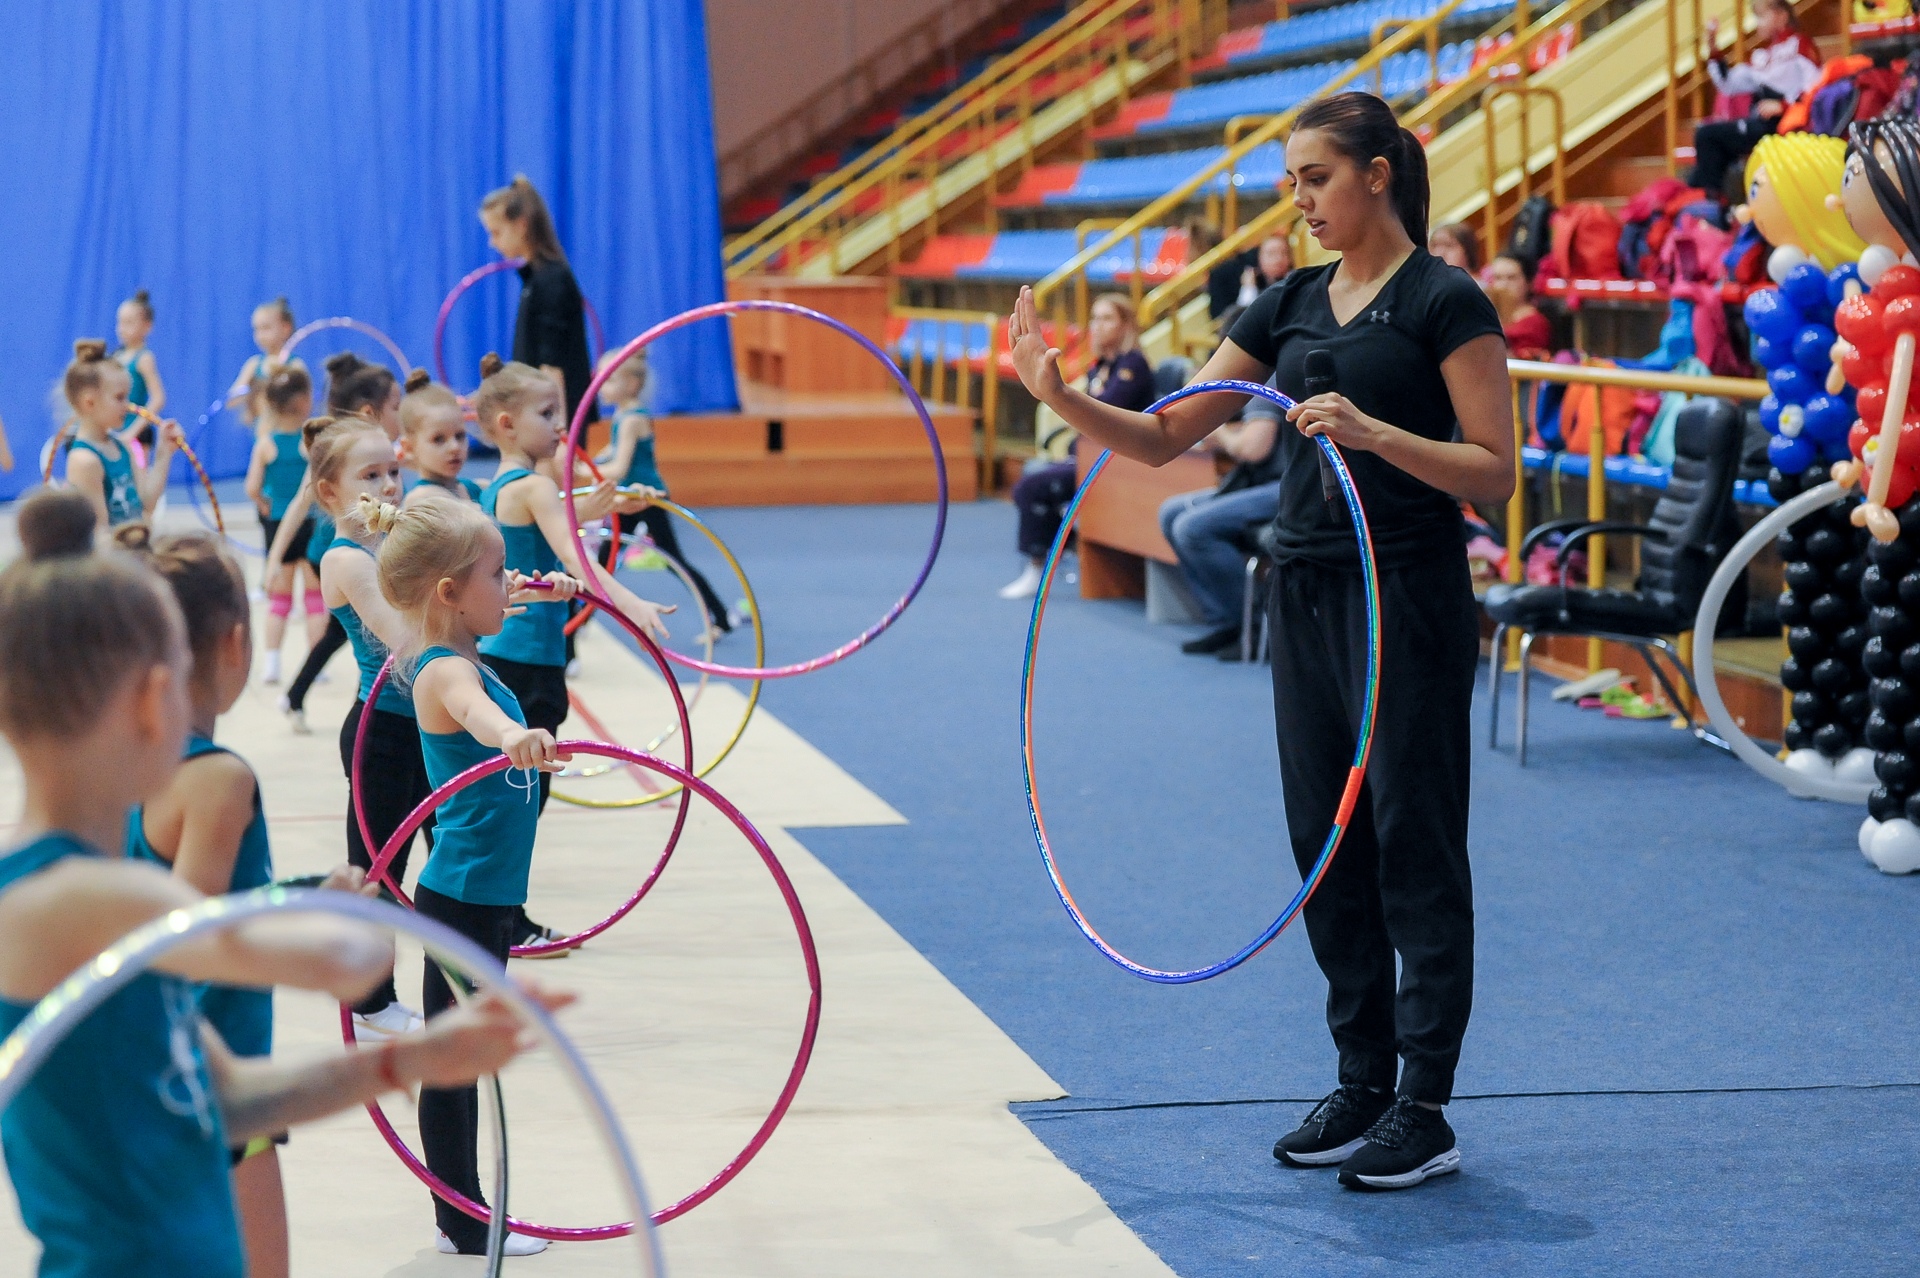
550,497,765,809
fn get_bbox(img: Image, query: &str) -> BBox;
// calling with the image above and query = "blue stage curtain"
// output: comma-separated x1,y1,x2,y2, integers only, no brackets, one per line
0,1,738,499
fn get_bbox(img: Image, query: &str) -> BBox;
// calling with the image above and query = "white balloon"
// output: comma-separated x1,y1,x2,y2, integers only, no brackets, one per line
1767,244,1810,284
1784,747,1834,777
1778,404,1806,438
1836,747,1879,786
1860,816,1882,860
1860,244,1901,287
1868,817,1920,874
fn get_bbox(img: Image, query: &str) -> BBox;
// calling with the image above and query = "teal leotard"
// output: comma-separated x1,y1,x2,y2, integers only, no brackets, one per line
118,346,150,432
126,736,274,1059
616,411,667,493
262,431,308,520
412,647,539,905
476,469,565,667
325,535,413,717
66,437,141,526
0,832,241,1277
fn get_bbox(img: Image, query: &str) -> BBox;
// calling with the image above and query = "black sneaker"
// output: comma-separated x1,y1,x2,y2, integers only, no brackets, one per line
1273,1084,1393,1167
1336,1096,1461,1190
1181,625,1241,655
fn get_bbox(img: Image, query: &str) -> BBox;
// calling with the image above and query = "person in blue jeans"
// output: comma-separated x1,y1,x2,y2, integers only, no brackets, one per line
1158,388,1283,657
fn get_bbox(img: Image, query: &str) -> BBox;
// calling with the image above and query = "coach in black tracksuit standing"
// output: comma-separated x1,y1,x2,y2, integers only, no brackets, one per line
480,174,597,427
1005,91,1512,1193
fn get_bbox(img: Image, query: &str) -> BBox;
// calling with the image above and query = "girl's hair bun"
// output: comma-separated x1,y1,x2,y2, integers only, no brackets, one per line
404,368,432,394
357,493,403,535
72,338,108,362
16,490,98,561
324,350,366,378
133,289,151,305
111,522,154,554
478,352,505,380
301,414,339,450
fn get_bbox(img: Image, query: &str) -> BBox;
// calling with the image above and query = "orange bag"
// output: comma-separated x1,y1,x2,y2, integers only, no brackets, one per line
1560,360,1639,455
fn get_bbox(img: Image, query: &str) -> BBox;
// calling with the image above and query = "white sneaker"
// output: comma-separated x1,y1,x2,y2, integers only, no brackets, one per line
278,696,311,736
435,1229,548,1257
262,651,282,685
352,1002,424,1041
998,563,1042,600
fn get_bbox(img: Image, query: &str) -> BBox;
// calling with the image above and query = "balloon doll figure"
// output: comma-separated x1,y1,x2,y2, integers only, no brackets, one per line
1742,135,1875,803
1827,117,1920,872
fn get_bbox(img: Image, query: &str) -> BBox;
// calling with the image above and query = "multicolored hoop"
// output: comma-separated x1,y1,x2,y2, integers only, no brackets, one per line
432,259,606,394
277,317,411,375
340,740,822,1236
563,300,948,680
1022,380,1382,983
0,889,666,1275
351,584,693,958
553,495,766,809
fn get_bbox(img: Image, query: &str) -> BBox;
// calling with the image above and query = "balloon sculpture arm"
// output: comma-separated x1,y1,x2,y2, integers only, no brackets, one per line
1861,330,1916,542
202,983,573,1142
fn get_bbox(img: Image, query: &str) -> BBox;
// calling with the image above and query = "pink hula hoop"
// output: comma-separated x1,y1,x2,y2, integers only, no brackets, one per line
561,299,948,680
338,739,823,1236
433,258,606,393
351,586,693,958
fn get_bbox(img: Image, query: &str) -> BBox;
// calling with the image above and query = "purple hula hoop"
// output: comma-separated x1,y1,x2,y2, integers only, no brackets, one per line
433,258,606,392
350,584,693,958
562,299,947,679
277,317,411,374
338,739,823,1236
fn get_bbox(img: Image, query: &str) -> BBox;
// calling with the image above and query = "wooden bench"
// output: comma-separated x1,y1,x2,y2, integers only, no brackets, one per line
1071,448,1218,599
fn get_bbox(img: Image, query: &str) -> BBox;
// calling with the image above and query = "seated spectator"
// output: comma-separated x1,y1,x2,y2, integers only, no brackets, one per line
1688,0,1821,197
1205,231,1293,320
1488,254,1553,359
1158,390,1283,657
1000,294,1156,599
1429,222,1483,275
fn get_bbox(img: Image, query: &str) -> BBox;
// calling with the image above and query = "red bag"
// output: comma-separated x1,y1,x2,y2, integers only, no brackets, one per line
1539,202,1623,280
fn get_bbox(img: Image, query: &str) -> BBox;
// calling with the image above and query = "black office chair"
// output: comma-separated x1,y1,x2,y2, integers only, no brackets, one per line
1484,396,1747,764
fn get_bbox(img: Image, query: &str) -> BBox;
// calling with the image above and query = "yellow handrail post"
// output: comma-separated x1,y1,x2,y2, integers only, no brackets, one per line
1482,85,1566,260
983,318,1002,492
1020,79,1034,173
1665,0,1679,177
1507,375,1526,670
1586,374,1608,673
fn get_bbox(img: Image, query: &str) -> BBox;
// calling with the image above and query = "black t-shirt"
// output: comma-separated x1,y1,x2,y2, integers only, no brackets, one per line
512,257,597,424
1225,249,1503,568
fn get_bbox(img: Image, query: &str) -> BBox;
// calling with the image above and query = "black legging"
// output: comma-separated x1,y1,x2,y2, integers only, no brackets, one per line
415,884,517,1254
1688,111,1779,197
338,699,435,1013
286,615,348,713
1269,551,1479,1105
618,506,731,628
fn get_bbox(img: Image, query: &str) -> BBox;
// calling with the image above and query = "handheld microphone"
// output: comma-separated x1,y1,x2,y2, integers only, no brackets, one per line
1302,349,1341,508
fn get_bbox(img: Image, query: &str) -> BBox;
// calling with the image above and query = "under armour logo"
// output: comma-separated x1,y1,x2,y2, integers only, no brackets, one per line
1368,309,1391,324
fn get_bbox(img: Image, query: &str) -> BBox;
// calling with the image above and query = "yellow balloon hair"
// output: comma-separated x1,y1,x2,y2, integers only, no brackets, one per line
1744,133,1866,271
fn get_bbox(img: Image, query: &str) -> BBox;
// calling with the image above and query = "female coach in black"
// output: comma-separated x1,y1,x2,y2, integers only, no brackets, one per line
1007,92,1513,1192
480,175,596,427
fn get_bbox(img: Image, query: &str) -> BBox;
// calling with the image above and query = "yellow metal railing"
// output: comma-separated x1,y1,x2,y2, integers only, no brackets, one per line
894,306,1005,490
1032,0,1471,338
726,0,1215,280
1481,84,1565,263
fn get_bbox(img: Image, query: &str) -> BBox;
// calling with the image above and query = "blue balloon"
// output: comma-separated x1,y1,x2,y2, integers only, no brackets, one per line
1744,288,1802,343
1828,261,1863,307
1768,364,1815,403
1759,393,1783,434
1782,261,1830,312
1750,332,1785,369
1792,323,1839,374
1769,432,1817,474
1802,393,1855,445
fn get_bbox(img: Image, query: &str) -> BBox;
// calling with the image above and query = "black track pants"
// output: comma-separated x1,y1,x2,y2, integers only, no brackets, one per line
414,885,517,1253
338,699,435,1013
1269,551,1479,1104
285,615,348,712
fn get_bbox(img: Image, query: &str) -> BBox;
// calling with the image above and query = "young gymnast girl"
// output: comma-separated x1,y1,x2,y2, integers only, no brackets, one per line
112,288,167,441
225,296,301,422
274,352,404,730
398,369,482,503
61,339,180,531
470,354,668,948
0,489,566,1276
305,414,433,1033
244,366,327,685
118,521,329,1278
361,491,579,1256
597,349,737,639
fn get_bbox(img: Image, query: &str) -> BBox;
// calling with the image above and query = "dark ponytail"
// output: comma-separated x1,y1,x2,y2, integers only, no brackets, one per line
1293,92,1430,247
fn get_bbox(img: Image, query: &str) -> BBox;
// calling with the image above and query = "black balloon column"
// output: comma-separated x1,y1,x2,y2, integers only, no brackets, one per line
1859,500,1920,821
1773,468,1872,763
